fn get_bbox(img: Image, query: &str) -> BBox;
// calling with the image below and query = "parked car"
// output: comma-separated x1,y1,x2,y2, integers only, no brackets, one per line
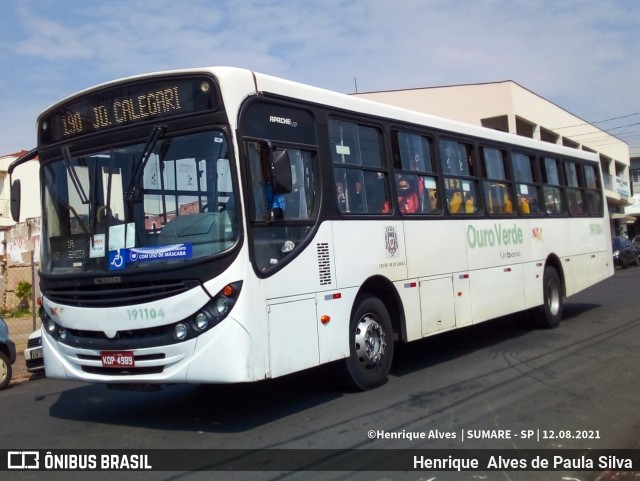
24,329,44,373
0,316,16,390
632,235,640,257
612,236,640,269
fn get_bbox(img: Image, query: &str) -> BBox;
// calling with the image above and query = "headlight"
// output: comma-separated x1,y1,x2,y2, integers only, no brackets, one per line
194,312,209,330
213,296,230,316
45,319,57,335
174,323,188,341
184,282,243,339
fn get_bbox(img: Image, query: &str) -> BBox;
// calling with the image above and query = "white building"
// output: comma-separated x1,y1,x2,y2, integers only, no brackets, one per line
354,81,633,235
0,151,42,268
625,146,640,238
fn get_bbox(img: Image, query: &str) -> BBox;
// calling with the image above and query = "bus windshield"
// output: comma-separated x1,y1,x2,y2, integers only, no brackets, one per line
41,129,238,274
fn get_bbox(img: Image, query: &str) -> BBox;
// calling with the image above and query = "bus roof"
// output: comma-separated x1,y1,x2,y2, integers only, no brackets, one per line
40,66,599,162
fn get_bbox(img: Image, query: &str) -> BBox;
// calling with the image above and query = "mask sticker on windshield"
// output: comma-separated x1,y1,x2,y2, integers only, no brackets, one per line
109,244,193,270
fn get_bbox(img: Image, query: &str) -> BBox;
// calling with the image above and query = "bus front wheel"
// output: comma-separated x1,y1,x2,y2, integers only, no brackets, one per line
343,295,394,391
535,267,563,329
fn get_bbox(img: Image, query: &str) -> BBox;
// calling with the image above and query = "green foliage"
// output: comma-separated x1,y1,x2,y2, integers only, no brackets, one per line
15,281,32,310
8,308,30,318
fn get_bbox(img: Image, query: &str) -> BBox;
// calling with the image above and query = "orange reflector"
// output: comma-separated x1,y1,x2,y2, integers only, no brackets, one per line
320,315,331,325
222,285,235,296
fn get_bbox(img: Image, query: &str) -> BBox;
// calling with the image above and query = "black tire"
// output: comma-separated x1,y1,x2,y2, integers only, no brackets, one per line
634,255,640,267
620,256,628,269
0,351,12,390
535,267,563,329
342,295,394,391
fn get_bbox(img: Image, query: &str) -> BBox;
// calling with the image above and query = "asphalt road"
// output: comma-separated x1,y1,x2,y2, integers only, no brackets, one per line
2,266,640,481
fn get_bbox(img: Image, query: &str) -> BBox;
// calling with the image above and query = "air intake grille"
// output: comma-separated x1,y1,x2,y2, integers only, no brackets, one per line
317,243,332,285
45,279,200,308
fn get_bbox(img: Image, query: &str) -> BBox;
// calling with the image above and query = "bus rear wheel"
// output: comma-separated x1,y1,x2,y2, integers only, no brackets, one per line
535,266,563,329
343,295,394,391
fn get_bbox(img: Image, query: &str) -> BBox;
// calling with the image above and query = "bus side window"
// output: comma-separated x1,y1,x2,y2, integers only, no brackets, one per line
516,183,541,215
544,186,564,215
330,119,389,215
439,139,479,215
512,151,543,216
421,176,441,214
564,161,585,216
364,171,390,213
445,177,478,214
391,130,440,215
584,164,603,216
482,147,514,216
542,157,567,216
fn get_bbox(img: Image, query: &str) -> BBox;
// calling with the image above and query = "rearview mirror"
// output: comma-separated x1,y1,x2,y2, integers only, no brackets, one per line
10,179,21,222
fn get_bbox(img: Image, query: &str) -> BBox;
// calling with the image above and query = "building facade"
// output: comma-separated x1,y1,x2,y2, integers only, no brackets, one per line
625,146,640,239
354,81,633,237
0,151,41,311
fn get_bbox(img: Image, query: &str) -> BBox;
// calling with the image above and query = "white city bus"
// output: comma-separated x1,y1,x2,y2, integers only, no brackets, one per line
9,67,613,390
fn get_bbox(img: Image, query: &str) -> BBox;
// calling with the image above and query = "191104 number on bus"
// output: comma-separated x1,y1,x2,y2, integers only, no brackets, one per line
127,308,165,321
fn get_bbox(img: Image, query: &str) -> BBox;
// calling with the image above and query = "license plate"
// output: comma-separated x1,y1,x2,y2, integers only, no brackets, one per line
29,348,43,360
101,351,135,368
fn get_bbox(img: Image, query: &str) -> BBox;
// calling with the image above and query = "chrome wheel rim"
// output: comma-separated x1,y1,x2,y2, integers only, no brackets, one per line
354,314,387,369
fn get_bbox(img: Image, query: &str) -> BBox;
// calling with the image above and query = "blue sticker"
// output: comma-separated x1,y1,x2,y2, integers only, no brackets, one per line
109,250,126,270
128,244,192,262
108,244,192,270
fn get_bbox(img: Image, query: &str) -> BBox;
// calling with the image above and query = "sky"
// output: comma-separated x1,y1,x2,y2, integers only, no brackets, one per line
1,0,639,155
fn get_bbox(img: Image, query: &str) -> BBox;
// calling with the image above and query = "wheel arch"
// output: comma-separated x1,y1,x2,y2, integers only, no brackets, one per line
0,344,11,363
544,254,566,297
355,275,405,342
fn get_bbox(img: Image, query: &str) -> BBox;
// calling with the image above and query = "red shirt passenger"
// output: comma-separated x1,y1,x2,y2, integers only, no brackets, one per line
397,176,420,214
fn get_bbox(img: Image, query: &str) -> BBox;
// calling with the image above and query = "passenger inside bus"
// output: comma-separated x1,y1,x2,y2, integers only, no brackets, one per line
397,175,420,214
485,183,514,215
545,190,562,215
264,181,285,220
426,188,440,212
446,179,463,213
464,192,475,213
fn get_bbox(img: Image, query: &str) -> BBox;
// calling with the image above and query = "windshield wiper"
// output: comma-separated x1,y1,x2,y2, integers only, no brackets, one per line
60,146,91,235
62,146,89,204
124,124,166,201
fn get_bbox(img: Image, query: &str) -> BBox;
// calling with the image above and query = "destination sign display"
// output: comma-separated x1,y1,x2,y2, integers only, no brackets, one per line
39,76,219,145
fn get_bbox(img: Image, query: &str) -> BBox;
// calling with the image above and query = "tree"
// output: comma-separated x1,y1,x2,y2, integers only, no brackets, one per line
15,281,32,311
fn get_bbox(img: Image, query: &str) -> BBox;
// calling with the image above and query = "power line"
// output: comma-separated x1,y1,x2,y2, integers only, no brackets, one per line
569,122,640,140
551,112,640,130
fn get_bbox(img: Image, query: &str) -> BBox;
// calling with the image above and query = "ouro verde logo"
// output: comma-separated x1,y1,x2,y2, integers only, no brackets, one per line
467,223,524,249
